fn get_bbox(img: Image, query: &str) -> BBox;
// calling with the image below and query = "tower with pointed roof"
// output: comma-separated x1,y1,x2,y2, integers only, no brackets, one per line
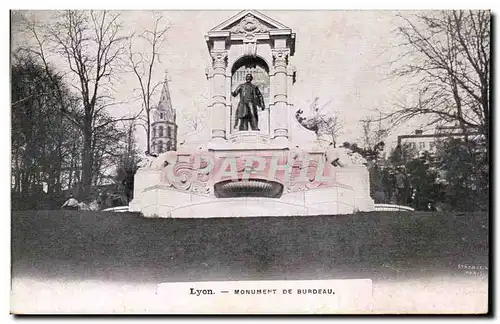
151,73,177,154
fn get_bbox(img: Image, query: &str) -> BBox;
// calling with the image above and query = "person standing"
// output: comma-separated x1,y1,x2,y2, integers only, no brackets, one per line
231,74,265,131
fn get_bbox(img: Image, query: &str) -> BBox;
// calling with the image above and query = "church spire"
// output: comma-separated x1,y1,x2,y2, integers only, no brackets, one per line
150,71,178,154
157,71,175,122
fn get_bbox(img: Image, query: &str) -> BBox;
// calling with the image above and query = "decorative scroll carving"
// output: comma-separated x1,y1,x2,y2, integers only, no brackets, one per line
144,153,211,195
164,158,212,195
170,160,211,195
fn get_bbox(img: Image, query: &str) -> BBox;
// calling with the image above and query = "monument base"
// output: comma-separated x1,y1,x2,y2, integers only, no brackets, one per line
129,144,375,218
129,186,373,218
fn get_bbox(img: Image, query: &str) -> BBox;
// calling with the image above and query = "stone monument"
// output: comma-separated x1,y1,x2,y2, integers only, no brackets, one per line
129,10,375,217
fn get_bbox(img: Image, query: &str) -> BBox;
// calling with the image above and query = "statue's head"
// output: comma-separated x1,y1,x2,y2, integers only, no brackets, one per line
245,74,253,83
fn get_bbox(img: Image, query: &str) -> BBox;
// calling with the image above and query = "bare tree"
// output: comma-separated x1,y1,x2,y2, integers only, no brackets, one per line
180,111,208,137
114,120,141,203
383,10,490,140
20,10,138,199
128,12,170,154
177,94,209,140
360,118,389,151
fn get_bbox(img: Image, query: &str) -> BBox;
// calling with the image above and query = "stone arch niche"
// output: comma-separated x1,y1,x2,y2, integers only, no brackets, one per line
230,55,270,135
205,10,296,148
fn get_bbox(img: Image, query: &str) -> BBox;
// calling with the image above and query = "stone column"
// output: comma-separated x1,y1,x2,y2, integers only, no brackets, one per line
271,49,290,141
225,73,232,134
286,65,296,141
210,50,228,141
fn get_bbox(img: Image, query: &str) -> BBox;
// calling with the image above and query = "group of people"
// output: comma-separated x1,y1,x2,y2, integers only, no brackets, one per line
61,194,100,211
61,191,126,211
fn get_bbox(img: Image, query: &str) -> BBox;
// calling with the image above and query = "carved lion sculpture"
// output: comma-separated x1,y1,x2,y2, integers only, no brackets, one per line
325,147,352,167
325,147,368,167
150,151,178,170
137,154,156,169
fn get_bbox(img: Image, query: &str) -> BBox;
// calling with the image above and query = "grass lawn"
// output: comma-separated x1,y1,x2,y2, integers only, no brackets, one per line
11,210,489,283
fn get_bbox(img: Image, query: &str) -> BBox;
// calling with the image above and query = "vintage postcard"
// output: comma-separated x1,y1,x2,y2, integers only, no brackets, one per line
10,9,489,314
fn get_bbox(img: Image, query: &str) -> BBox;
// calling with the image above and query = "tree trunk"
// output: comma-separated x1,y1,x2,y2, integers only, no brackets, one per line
81,124,93,200
55,112,64,193
146,114,151,154
68,167,73,192
13,153,21,193
21,168,30,194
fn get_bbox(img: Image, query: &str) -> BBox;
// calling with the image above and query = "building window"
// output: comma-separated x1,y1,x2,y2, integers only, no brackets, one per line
153,127,156,138
159,126,164,137
429,141,436,150
160,112,164,119
419,142,425,149
167,126,171,138
158,140,163,153
166,140,172,151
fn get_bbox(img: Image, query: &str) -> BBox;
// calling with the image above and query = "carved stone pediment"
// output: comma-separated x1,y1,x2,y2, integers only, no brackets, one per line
225,14,273,34
206,10,296,55
209,10,289,33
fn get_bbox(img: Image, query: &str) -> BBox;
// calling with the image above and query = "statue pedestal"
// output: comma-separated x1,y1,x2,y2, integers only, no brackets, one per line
207,131,290,151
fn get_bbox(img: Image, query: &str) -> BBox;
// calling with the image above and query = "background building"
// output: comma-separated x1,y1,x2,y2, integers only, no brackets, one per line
397,125,480,156
151,74,178,154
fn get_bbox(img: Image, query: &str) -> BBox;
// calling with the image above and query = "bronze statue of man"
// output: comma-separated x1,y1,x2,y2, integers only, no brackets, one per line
231,74,265,131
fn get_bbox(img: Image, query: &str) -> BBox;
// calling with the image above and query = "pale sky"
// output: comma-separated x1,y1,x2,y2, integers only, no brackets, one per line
11,10,428,151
